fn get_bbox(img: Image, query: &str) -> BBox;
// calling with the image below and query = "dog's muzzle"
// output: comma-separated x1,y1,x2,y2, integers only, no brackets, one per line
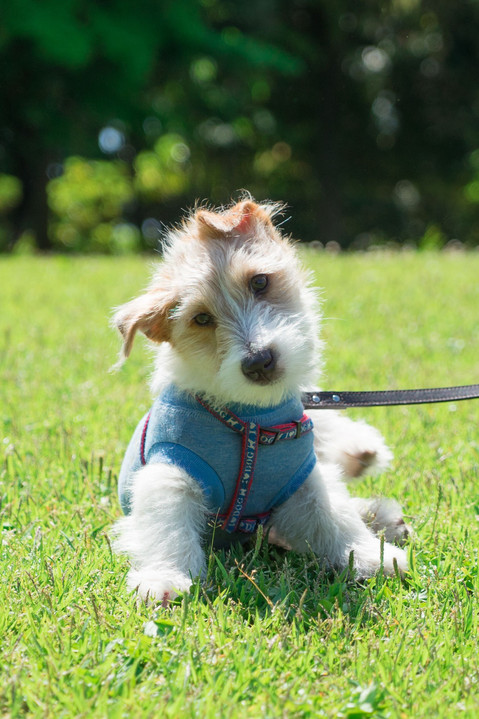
241,348,278,384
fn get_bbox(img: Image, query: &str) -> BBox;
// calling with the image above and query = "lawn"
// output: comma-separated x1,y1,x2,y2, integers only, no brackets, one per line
1,251,478,718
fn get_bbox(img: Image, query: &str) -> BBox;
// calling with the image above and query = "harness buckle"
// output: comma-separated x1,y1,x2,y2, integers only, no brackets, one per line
261,420,305,444
262,426,281,444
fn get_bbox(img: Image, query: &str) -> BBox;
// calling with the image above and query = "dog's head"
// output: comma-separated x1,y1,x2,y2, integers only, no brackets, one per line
114,198,321,406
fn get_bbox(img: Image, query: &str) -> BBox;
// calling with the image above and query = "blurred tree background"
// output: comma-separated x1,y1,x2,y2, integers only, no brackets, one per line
2,0,479,252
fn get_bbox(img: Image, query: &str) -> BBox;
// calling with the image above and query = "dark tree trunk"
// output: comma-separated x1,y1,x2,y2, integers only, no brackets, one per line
10,152,51,251
313,8,343,246
279,3,344,246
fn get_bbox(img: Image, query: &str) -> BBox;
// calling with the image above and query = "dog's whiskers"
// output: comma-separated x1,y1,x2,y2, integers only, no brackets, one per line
111,196,409,603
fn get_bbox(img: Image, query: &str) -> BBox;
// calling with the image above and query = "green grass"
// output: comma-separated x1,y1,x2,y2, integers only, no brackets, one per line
1,251,478,718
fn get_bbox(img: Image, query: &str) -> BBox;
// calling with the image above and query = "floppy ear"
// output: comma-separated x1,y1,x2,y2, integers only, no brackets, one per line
196,200,277,238
113,288,176,361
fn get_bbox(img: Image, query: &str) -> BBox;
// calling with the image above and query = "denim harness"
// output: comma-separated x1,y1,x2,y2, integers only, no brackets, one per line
118,385,316,539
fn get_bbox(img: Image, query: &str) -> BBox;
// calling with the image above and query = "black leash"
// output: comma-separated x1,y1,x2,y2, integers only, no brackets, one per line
302,384,479,410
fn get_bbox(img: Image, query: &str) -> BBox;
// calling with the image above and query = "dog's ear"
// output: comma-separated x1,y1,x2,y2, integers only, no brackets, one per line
113,288,176,360
196,200,277,238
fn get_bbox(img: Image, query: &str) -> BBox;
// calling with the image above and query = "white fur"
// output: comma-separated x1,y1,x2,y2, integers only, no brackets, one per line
311,410,393,477
112,199,408,603
112,463,207,600
156,300,319,407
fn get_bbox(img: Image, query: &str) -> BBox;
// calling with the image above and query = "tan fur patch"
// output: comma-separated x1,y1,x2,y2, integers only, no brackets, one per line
114,197,320,405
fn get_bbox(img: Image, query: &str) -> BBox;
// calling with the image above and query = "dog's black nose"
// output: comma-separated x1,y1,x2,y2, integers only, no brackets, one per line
241,349,277,384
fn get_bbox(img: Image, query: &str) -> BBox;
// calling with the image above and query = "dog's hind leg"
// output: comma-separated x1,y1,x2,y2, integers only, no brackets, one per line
268,463,408,578
350,497,411,546
111,463,208,603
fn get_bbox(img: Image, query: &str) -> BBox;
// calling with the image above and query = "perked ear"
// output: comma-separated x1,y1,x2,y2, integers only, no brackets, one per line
113,289,176,361
195,199,277,238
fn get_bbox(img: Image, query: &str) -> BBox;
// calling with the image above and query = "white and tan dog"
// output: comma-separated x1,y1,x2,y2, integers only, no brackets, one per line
112,199,408,603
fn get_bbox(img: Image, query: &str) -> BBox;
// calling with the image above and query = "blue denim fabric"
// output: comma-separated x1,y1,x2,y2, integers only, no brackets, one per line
118,385,316,536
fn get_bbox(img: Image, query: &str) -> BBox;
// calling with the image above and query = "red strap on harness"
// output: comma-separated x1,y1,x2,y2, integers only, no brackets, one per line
138,398,314,534
140,412,151,466
196,396,313,533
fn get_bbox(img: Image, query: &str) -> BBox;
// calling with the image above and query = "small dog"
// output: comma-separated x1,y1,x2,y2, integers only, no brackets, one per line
112,198,408,603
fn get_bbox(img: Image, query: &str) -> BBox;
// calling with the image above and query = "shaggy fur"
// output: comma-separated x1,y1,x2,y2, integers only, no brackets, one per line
112,198,408,603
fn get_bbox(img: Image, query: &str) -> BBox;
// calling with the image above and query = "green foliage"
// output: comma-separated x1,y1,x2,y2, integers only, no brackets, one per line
0,175,23,251
418,224,446,251
464,149,479,203
3,0,479,250
0,174,22,213
134,133,192,202
47,158,136,252
46,138,193,251
1,253,479,716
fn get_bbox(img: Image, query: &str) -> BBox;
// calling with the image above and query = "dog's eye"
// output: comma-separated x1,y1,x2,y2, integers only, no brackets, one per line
193,312,215,327
250,274,268,294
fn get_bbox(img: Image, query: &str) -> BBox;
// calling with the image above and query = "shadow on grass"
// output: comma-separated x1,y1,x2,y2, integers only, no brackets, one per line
194,531,409,630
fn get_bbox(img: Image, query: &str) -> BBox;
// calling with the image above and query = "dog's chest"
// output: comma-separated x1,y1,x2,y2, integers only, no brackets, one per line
118,386,316,525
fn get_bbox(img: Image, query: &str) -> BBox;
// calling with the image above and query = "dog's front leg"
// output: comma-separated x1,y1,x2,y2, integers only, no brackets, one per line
310,410,393,478
268,463,408,578
112,463,208,603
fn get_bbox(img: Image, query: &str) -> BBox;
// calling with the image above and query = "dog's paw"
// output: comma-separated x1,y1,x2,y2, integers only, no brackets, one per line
381,542,408,575
337,427,393,479
127,568,192,604
341,449,385,479
352,497,412,546
381,516,411,547
312,412,393,479
351,540,408,579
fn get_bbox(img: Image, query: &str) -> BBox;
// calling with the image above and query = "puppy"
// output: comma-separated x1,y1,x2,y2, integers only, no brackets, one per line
112,199,408,603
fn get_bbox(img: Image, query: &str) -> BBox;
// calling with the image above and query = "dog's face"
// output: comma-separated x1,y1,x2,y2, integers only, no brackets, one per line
115,199,320,406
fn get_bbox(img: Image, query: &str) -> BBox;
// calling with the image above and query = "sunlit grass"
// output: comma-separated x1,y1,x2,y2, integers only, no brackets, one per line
1,252,478,717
